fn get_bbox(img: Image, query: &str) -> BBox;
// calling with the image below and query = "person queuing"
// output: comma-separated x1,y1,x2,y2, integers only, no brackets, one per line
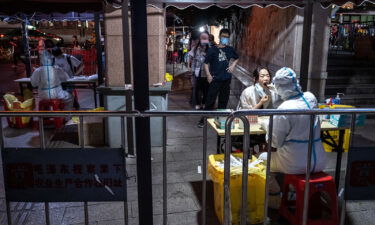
189,31,210,110
198,28,239,128
51,47,83,109
259,67,327,174
72,35,81,49
10,37,23,68
30,51,73,110
240,67,281,109
37,37,46,57
51,46,83,78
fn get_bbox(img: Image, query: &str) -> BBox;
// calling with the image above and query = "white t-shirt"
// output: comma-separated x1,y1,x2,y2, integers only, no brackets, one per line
54,54,81,77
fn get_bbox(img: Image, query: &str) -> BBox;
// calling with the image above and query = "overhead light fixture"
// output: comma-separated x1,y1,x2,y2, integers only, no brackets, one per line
199,26,205,32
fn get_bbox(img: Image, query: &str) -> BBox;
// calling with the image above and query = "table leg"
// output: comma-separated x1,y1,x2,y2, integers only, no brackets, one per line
217,135,221,154
93,83,98,108
335,129,345,191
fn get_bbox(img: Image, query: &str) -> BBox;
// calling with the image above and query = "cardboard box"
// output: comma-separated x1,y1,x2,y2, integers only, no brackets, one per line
78,117,105,147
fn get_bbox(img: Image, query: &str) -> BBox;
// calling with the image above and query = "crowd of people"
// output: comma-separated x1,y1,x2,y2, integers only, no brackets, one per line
186,29,239,127
185,28,327,176
330,23,375,51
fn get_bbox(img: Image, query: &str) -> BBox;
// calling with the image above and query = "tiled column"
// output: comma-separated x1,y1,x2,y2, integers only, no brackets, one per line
307,3,331,101
147,6,166,85
103,6,166,87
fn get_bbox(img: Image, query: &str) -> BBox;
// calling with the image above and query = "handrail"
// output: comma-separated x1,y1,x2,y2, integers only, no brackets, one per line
0,108,374,117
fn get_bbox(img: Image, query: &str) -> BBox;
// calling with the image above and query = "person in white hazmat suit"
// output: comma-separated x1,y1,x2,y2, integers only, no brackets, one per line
31,51,73,110
259,67,327,174
239,67,282,109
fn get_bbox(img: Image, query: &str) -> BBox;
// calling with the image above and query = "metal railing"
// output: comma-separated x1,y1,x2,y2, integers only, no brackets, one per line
0,108,374,225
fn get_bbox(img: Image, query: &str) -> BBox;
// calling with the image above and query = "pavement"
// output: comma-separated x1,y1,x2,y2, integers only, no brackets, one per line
0,63,374,224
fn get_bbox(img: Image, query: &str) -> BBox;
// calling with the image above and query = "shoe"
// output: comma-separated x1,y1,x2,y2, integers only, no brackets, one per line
197,118,204,128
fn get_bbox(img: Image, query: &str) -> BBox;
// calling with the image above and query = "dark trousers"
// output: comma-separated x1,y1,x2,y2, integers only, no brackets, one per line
192,76,209,107
13,53,22,66
204,79,231,110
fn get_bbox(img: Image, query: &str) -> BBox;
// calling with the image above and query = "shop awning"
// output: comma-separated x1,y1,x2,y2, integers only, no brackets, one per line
147,0,375,9
2,0,374,15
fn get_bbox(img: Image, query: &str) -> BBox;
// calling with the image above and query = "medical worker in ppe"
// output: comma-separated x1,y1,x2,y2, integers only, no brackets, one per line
31,51,73,110
240,67,281,109
259,67,327,174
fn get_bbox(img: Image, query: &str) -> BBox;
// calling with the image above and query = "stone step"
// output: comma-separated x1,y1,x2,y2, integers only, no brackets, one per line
326,76,375,85
325,84,375,95
327,55,374,67
327,67,375,72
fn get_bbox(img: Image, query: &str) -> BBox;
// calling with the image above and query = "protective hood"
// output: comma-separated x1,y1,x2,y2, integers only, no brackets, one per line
273,67,302,101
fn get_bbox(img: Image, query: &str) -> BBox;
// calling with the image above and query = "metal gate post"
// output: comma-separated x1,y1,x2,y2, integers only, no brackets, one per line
223,115,236,225
94,12,104,86
39,117,50,225
263,115,274,225
202,117,208,225
239,116,250,225
0,118,12,225
302,115,316,225
162,116,167,225
79,116,89,225
341,113,357,225
130,0,153,224
122,0,135,156
21,14,32,78
121,116,129,225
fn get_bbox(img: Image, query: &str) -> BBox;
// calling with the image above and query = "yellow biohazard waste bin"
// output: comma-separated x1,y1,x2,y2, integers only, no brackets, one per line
3,94,34,128
208,153,266,224
319,104,364,152
322,129,351,152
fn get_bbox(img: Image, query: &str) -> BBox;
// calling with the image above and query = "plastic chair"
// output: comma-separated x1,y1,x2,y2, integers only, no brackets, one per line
279,172,339,225
38,99,65,129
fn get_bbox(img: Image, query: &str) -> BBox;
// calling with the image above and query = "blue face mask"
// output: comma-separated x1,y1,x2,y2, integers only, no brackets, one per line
220,37,229,45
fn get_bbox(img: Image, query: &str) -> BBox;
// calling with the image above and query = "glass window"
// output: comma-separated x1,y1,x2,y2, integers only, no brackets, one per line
351,16,360,23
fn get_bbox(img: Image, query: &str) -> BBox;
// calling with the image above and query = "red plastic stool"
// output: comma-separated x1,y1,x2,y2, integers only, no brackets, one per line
279,172,339,225
38,99,65,129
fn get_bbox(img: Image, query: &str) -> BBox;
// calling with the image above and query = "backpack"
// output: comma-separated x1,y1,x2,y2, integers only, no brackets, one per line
52,54,76,74
65,54,76,74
